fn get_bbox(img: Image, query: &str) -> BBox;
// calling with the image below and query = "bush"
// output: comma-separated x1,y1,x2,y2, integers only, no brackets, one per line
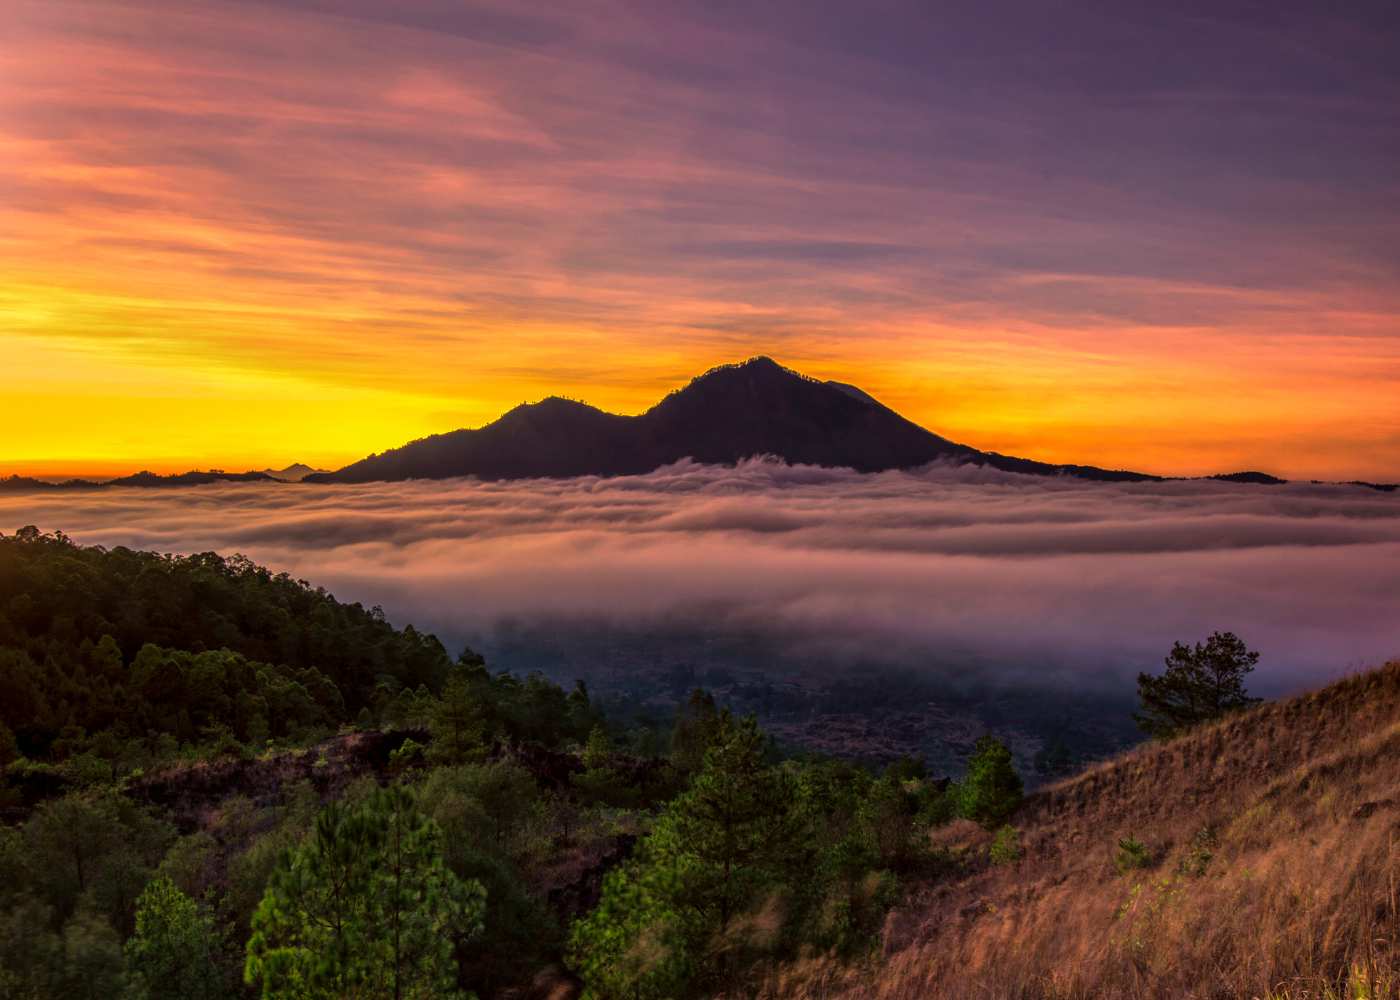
958,737,1023,828
1115,835,1152,874
989,825,1023,866
1178,826,1217,877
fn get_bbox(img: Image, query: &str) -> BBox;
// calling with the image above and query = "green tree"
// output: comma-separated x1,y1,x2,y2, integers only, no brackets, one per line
429,670,485,764
859,774,919,869
124,877,228,1000
957,736,1023,829
23,791,172,930
570,715,800,997
669,689,723,775
244,786,485,1000
56,909,127,1000
568,860,694,1000
1135,631,1262,739
571,727,636,808
989,825,1023,865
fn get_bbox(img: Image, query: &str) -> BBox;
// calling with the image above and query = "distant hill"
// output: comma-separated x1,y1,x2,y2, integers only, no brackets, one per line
260,462,326,482
0,470,278,491
0,475,103,492
105,469,279,487
1209,470,1287,485
308,357,1160,484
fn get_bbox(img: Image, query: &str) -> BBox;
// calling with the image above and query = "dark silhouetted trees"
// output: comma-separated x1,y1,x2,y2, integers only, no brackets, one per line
1135,631,1262,739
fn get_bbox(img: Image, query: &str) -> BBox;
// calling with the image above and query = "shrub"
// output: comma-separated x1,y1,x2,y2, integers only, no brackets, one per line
990,825,1023,866
958,737,1023,828
1115,835,1152,874
1178,826,1217,877
387,737,425,774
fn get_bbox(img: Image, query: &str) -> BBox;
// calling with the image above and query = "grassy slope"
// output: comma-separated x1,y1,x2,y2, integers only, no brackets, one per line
764,661,1400,1000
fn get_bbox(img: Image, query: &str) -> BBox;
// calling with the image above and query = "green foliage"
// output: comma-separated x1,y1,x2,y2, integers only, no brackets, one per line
244,785,485,999
0,897,127,1000
388,736,426,774
124,877,228,1000
957,736,1023,829
669,688,724,775
0,529,473,756
428,668,486,763
55,907,126,1000
571,726,641,808
568,860,695,1000
859,774,919,869
418,760,541,854
21,790,173,932
414,764,558,994
989,824,1023,865
1135,631,1262,739
1115,835,1153,875
570,715,808,997
915,782,959,829
155,832,220,901
224,785,320,932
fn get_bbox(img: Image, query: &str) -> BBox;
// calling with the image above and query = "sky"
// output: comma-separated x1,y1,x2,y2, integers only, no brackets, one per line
3,0,1399,479
4,465,1398,691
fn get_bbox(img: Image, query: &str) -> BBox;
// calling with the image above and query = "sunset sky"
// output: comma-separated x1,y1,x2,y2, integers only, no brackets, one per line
4,0,1398,480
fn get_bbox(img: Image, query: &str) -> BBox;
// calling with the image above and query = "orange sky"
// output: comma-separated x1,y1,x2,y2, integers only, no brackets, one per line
4,1,1399,481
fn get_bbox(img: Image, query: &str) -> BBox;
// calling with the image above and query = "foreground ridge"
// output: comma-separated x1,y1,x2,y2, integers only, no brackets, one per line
754,660,1400,999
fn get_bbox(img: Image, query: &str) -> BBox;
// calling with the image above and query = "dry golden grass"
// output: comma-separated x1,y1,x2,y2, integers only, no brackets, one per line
757,661,1400,1000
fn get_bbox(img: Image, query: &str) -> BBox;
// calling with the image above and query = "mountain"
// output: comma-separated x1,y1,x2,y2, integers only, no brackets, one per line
261,463,326,482
308,357,1160,484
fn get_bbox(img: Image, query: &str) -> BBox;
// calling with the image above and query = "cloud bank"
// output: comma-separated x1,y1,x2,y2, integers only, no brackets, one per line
4,461,1399,695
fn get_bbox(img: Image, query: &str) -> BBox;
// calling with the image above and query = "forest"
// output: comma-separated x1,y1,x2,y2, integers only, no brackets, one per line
0,527,1024,998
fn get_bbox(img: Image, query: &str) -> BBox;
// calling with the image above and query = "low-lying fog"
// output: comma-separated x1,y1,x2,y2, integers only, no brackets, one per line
5,459,1399,696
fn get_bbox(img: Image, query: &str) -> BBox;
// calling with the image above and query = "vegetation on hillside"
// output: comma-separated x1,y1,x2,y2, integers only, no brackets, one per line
750,660,1400,1000
2,526,1387,999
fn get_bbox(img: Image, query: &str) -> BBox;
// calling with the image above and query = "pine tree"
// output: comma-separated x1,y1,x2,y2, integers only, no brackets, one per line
957,736,1023,828
124,877,228,1000
570,715,801,997
244,786,485,999
1135,631,1262,739
429,670,486,764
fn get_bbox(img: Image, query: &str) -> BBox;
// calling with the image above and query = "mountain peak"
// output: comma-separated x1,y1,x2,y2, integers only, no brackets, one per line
310,358,1161,484
692,355,809,384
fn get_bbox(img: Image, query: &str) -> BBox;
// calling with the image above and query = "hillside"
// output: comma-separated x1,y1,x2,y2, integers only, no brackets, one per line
308,357,1160,484
0,470,281,491
758,660,1400,999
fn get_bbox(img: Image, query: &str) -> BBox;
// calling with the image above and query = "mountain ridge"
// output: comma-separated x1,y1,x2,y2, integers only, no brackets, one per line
307,356,1161,484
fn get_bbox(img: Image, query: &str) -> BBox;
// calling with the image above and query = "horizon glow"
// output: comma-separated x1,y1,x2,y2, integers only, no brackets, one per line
4,1,1399,480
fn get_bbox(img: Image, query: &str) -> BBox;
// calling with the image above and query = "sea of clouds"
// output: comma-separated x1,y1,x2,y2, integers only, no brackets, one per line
4,459,1399,695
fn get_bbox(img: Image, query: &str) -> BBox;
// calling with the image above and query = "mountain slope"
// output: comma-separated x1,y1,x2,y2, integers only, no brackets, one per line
310,357,1158,483
759,660,1400,999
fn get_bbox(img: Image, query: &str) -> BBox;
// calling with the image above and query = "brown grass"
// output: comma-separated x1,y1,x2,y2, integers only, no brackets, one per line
756,661,1400,1000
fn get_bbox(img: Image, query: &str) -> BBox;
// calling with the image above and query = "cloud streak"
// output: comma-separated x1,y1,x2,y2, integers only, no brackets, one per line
3,462,1398,695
